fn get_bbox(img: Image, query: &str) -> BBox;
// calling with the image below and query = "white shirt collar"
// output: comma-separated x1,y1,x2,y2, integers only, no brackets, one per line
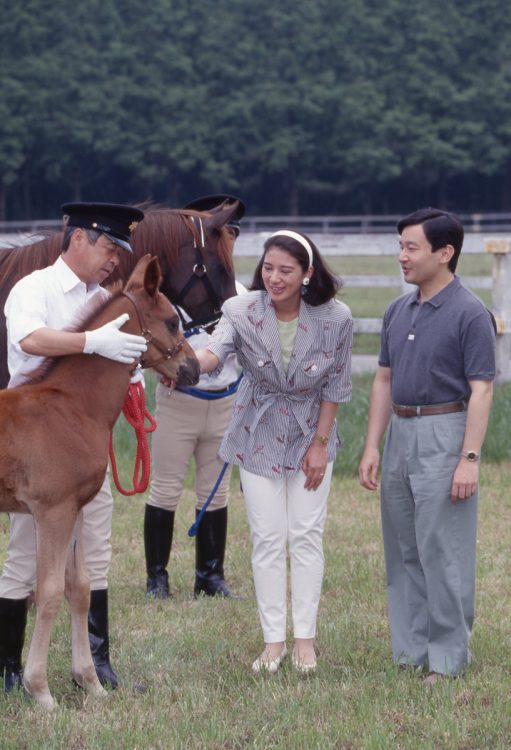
54,255,101,295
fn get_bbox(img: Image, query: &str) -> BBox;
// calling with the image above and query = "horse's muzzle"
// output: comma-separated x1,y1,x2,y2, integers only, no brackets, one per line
175,356,200,386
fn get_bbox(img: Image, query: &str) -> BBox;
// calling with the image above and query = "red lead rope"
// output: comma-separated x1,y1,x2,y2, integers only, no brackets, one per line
109,381,157,496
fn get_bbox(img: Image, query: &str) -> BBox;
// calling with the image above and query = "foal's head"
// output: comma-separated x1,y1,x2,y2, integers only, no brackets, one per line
118,254,200,386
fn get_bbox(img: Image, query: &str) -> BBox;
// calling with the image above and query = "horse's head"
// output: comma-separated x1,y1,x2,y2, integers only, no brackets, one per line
124,204,239,333
122,255,200,386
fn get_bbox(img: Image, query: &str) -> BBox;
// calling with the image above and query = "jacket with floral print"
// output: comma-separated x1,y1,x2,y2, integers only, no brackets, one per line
206,290,353,479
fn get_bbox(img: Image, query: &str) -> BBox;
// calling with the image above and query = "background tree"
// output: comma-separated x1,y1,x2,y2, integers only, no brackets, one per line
1,0,511,219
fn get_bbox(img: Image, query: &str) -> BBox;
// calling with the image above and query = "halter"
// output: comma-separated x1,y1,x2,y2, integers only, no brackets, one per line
172,216,226,334
121,290,184,368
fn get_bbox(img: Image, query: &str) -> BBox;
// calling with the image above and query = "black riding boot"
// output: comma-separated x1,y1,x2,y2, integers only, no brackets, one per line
144,505,174,599
194,507,234,597
88,589,118,689
0,597,27,694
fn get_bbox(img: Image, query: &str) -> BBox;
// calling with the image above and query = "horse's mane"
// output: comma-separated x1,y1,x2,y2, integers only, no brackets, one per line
0,233,63,292
130,205,234,271
0,206,234,288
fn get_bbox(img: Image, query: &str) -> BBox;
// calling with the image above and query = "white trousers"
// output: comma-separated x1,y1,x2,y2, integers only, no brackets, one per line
240,463,333,643
0,473,113,598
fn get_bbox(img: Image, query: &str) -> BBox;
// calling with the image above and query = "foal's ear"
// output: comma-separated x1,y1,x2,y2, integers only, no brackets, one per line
143,256,162,298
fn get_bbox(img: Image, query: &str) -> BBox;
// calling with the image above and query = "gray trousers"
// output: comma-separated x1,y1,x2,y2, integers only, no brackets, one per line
380,411,478,676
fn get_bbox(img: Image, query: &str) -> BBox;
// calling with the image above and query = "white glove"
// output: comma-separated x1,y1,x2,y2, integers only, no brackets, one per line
83,313,147,364
130,365,146,387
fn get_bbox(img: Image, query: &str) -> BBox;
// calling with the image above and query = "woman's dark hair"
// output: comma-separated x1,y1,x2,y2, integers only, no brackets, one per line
397,208,464,273
250,231,342,305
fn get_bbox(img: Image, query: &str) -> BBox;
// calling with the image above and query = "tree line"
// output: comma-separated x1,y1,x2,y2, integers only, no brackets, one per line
1,0,511,220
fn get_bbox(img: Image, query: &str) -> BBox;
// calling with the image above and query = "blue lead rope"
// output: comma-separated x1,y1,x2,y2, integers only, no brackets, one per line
188,461,230,537
183,373,242,533
178,325,243,534
176,371,243,401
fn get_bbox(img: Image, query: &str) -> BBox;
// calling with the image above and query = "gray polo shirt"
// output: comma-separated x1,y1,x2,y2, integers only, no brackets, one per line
379,276,496,405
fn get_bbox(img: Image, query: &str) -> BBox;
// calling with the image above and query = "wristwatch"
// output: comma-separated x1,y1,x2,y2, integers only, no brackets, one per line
460,450,480,462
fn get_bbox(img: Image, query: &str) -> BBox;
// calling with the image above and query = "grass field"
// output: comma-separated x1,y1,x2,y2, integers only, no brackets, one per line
1,375,511,749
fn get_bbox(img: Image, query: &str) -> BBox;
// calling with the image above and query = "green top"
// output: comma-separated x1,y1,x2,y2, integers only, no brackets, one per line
277,317,298,373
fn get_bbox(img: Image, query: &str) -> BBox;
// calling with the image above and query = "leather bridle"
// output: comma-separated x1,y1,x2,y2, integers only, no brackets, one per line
171,216,226,334
121,290,184,369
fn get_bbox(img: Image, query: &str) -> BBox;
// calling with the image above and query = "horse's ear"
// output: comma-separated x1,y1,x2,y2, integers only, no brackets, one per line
125,254,160,296
202,200,240,232
143,256,162,298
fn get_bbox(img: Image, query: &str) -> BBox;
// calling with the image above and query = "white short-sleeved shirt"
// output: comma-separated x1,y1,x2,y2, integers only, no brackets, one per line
4,255,110,388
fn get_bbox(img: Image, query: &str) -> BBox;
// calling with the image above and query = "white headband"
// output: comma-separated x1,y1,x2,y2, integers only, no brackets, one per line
268,230,313,269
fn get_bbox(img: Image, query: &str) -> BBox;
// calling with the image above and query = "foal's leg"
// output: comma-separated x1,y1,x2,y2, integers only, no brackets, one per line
64,512,106,698
23,505,78,711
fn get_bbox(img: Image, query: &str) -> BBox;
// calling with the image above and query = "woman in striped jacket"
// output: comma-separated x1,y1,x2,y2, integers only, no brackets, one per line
197,230,353,674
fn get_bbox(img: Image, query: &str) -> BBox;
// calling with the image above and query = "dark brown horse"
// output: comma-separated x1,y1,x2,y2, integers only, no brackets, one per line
0,202,239,388
0,255,199,710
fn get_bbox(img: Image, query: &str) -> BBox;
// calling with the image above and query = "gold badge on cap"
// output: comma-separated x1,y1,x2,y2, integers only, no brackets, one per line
129,221,139,232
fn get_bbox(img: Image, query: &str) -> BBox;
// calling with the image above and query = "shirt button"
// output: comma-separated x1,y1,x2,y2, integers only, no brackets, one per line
257,360,264,367
311,365,317,371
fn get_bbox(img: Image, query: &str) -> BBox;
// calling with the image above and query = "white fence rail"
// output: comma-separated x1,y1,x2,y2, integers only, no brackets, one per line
235,233,511,384
4,210,511,235
1,225,510,382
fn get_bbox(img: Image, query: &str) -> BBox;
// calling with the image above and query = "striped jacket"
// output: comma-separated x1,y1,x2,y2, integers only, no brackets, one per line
207,290,353,479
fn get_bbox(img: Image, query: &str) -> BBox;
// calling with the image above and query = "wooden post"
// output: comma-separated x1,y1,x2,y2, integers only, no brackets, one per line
485,238,511,384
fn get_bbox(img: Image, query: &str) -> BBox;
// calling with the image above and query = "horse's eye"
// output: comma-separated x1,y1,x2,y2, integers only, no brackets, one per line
167,317,179,334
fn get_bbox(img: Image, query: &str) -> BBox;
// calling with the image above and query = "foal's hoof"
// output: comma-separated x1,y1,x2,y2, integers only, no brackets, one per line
37,695,56,712
23,682,55,712
72,675,108,699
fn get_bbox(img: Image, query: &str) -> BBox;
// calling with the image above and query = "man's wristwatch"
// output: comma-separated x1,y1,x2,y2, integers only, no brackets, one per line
461,450,480,462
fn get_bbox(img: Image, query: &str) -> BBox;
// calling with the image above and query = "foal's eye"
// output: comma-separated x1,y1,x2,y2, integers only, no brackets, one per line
167,317,179,334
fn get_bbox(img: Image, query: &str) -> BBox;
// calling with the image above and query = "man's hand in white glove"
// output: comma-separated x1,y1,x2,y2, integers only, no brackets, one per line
83,313,147,364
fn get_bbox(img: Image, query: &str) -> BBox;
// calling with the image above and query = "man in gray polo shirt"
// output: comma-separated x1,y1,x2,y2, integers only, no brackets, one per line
358,207,496,684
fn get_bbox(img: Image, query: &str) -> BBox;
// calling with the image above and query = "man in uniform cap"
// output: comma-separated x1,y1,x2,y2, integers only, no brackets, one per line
0,202,147,695
143,193,246,600
62,202,144,253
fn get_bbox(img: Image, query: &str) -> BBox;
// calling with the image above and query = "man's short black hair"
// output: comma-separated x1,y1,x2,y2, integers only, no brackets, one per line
397,208,464,273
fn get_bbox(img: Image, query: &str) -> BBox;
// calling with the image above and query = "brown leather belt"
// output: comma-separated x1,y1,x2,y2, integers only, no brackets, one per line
392,401,466,418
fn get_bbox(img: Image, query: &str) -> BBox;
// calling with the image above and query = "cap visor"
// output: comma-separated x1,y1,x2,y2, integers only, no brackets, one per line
105,232,132,253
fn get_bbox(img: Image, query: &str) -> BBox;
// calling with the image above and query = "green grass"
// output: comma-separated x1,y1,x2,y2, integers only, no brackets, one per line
2,463,511,749
1,376,511,748
233,253,493,278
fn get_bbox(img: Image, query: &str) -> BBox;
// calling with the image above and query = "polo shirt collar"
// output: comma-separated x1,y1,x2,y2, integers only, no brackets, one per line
426,275,460,308
409,275,460,309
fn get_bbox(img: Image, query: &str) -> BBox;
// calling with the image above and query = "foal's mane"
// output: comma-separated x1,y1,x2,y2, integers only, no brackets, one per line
21,287,123,386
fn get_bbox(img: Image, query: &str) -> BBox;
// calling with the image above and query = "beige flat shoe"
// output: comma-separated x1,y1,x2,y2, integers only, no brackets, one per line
252,646,288,674
291,650,317,674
